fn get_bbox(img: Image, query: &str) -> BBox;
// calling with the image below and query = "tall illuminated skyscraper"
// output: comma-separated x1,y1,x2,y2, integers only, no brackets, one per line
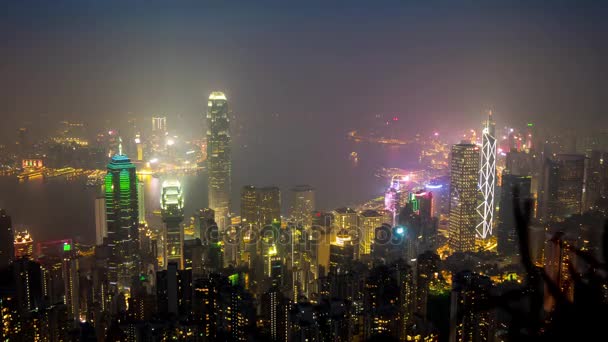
358,210,385,256
206,91,231,229
161,180,185,269
477,111,497,239
14,230,34,260
105,150,139,292
259,186,281,227
448,143,480,253
241,185,259,229
240,185,281,228
290,185,315,228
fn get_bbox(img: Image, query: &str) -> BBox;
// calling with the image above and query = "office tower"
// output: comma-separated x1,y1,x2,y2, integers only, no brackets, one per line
197,208,215,241
204,222,224,273
363,263,413,340
291,300,320,341
426,176,450,216
329,230,354,275
415,251,440,321
0,209,14,268
240,185,259,229
259,186,281,227
152,116,167,132
505,151,535,176
263,243,283,283
448,143,480,253
184,239,205,279
584,150,607,210
540,154,585,222
449,271,494,342
333,207,358,231
134,133,144,161
206,92,231,229
497,173,532,257
414,190,438,251
544,233,575,311
262,286,291,341
105,151,139,292
14,230,34,260
94,196,107,245
193,275,222,339
290,185,315,228
12,258,43,315
156,262,192,317
62,255,79,322
218,283,256,341
358,210,385,257
477,111,497,239
161,180,185,269
329,230,355,300
241,185,281,228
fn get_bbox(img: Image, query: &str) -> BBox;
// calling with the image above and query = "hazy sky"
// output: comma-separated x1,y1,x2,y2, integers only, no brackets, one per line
1,0,607,140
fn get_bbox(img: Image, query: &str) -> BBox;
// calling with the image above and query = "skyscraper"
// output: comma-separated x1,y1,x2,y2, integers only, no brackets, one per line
152,116,167,132
540,154,585,222
240,185,281,228
358,210,386,257
105,151,139,292
290,185,315,228
332,207,358,231
0,209,14,268
449,271,494,342
206,91,231,229
583,150,607,211
14,231,34,260
448,143,480,252
477,111,497,238
259,187,281,227
497,173,531,257
241,185,259,229
161,180,185,269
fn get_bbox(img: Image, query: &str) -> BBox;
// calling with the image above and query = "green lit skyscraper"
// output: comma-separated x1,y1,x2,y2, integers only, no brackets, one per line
206,91,231,229
105,151,139,292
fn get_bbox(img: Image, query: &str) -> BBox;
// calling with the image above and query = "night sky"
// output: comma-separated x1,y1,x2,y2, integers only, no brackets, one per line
1,0,607,140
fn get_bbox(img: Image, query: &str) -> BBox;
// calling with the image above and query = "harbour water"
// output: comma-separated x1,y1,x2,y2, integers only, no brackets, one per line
0,136,420,243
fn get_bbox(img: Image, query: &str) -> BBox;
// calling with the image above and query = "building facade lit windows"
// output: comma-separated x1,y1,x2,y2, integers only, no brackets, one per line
206,92,231,229
448,143,480,252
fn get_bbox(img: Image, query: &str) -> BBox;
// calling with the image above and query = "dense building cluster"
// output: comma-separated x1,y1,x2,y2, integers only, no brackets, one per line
1,97,608,341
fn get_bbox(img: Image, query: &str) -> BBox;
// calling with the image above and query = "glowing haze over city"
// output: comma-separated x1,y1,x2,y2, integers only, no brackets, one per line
0,1,607,341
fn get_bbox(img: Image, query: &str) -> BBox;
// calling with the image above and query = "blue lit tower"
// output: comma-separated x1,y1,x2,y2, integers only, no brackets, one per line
161,179,185,269
105,144,139,292
206,92,231,229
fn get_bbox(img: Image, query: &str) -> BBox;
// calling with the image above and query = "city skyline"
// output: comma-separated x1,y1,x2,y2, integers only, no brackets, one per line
1,2,608,341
